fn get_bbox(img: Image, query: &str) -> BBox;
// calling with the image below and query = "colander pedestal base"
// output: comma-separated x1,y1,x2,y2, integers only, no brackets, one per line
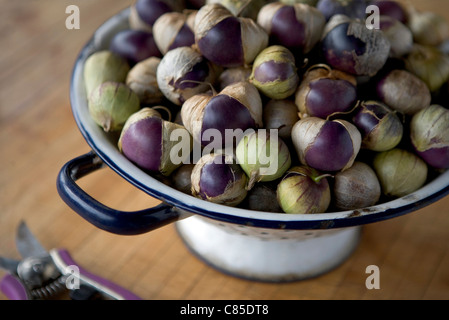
175,215,362,282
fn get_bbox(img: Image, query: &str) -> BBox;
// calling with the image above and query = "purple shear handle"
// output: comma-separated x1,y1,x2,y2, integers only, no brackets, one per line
0,274,29,300
50,249,141,300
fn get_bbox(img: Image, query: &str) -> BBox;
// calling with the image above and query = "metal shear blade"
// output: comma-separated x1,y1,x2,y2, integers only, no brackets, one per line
1,221,141,300
0,257,19,274
15,221,48,259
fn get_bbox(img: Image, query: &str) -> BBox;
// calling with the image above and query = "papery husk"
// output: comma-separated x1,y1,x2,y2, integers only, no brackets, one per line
195,3,268,67
408,10,449,47
153,11,197,55
118,107,162,152
362,115,403,151
295,64,356,118
263,99,299,140
293,4,325,54
84,51,130,97
156,46,218,105
258,2,325,54
373,148,428,198
379,16,413,58
410,104,449,152
129,0,186,31
206,0,266,20
181,81,263,145
345,18,390,77
291,117,361,172
333,161,381,211
160,120,193,176
355,101,403,152
280,0,318,5
153,12,189,55
88,82,140,132
126,57,163,104
118,107,192,176
180,93,213,144
277,165,331,214
220,81,264,127
322,13,351,37
257,1,283,33
377,69,431,115
239,16,269,66
129,4,153,32
171,164,195,194
404,44,449,92
291,117,323,165
241,183,283,213
194,3,233,39
322,14,391,77
305,64,357,85
217,66,251,90
191,153,248,206
186,10,197,30
250,45,299,99
333,119,361,171
235,130,291,190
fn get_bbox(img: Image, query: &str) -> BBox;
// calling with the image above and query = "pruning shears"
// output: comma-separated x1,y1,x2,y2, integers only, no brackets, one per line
0,221,141,300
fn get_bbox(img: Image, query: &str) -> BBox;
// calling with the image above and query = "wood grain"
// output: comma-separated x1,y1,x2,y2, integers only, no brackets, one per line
1,0,449,300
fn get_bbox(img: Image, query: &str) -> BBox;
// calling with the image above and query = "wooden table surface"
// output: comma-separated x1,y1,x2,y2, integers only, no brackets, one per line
1,0,449,301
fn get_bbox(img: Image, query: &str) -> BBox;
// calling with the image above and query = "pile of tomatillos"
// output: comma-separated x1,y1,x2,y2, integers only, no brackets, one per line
83,0,449,214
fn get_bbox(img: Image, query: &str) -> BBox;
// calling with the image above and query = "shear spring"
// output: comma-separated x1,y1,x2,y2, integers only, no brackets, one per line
30,276,67,300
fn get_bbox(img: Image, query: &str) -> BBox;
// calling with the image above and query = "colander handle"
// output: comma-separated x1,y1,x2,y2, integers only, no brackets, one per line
57,151,180,235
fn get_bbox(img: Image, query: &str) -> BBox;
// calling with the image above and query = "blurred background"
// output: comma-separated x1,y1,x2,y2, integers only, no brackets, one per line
1,0,449,300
